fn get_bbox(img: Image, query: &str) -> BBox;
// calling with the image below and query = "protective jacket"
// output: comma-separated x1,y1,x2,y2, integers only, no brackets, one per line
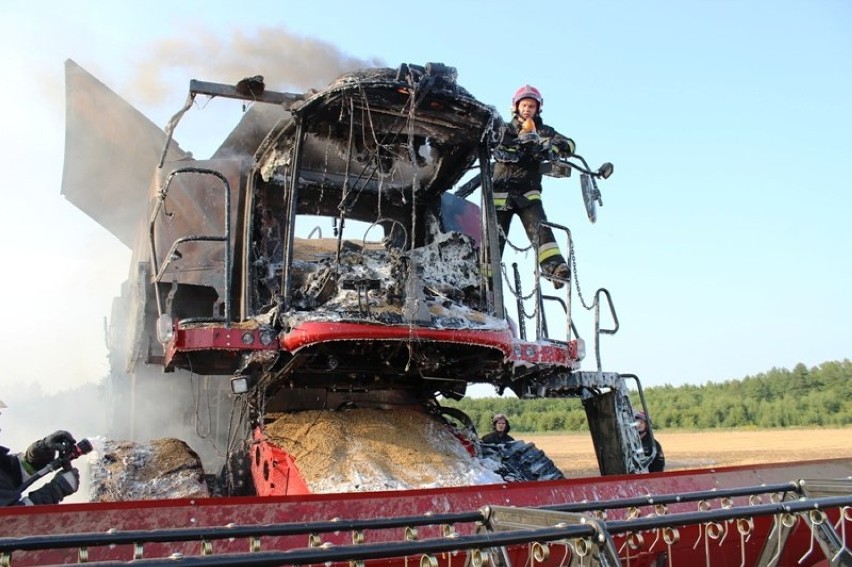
1,445,74,506
492,115,575,211
0,446,25,505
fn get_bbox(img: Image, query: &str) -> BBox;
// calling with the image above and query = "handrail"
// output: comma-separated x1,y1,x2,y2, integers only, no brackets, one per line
537,220,572,343
149,167,233,327
593,288,620,371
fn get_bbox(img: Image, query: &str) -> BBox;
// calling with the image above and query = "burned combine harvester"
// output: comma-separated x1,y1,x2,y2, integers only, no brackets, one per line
61,59,647,489
5,60,849,566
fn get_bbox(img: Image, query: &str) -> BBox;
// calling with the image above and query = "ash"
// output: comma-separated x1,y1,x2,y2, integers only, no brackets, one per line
287,232,508,331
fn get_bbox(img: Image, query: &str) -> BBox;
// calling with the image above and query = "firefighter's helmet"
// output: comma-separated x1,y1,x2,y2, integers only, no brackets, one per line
512,85,543,113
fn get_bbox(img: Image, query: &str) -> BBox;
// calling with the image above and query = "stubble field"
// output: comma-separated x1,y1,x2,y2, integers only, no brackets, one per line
522,428,852,477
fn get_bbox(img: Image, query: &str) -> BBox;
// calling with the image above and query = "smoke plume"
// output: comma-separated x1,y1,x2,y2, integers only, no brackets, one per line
128,25,386,105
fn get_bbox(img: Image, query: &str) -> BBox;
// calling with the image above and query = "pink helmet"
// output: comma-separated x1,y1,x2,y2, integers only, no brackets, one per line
512,85,543,112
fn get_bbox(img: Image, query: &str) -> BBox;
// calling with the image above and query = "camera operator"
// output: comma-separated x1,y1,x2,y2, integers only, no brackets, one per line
1,399,80,506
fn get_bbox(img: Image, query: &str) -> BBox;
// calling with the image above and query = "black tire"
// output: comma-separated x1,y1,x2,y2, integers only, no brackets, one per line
479,440,564,482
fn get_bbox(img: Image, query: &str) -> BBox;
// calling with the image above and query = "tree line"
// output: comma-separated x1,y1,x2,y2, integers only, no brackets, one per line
443,359,852,435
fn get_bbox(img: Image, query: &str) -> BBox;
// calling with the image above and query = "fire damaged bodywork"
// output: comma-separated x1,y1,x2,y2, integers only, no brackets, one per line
142,63,550,407
63,59,648,484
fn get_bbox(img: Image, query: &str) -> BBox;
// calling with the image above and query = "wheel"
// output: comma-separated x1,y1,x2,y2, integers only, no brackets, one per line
479,440,564,482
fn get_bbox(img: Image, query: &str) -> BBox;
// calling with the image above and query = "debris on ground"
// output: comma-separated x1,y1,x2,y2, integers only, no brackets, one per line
90,438,209,501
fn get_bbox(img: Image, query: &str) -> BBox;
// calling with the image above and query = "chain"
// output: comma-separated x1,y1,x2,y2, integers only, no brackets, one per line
500,226,597,317
500,264,539,323
502,228,534,254
498,226,538,320
500,263,537,302
568,233,594,311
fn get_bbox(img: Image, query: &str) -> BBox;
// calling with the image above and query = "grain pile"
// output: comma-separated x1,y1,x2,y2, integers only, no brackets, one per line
90,438,209,501
264,408,503,493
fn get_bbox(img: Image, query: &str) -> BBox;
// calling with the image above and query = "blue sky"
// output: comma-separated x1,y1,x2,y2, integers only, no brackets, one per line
0,0,849,398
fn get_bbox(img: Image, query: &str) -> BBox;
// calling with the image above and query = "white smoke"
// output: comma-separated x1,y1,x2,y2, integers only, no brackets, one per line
128,24,386,105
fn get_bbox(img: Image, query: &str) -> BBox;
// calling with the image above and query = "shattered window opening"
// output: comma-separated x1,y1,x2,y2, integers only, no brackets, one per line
243,69,498,330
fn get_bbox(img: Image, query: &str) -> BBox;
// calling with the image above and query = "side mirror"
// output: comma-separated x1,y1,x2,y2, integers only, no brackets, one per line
597,162,614,179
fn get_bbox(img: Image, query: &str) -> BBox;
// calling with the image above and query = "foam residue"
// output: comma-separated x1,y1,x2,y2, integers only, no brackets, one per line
289,233,508,331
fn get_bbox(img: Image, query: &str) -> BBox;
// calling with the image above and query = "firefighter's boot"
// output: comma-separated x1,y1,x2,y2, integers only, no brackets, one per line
541,259,570,290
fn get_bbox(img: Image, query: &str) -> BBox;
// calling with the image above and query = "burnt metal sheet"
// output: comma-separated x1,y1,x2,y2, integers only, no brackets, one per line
151,159,242,292
61,59,188,248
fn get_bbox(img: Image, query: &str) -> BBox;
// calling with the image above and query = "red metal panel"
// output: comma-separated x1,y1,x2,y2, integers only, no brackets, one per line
170,327,279,352
280,321,515,356
250,428,311,496
165,316,584,369
510,339,579,365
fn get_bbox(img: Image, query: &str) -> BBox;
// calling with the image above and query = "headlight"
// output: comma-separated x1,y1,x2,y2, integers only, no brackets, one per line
156,314,174,344
231,376,251,394
259,330,275,345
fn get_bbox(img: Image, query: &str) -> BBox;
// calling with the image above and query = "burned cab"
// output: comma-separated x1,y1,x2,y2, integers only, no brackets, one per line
149,63,518,405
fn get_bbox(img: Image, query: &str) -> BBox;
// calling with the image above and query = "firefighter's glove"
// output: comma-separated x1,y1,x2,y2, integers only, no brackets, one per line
25,430,77,470
555,138,576,157
26,468,79,505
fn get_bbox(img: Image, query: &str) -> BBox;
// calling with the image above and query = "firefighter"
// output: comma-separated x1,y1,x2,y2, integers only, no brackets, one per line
492,85,575,289
635,411,665,473
0,400,80,506
482,413,515,444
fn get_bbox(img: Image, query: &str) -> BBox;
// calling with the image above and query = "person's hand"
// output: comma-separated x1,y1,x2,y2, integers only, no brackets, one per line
45,430,77,452
555,138,576,157
26,468,79,505
517,131,540,145
25,430,77,470
53,468,80,496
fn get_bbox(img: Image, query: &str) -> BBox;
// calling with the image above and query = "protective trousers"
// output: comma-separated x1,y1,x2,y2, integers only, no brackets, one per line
496,200,566,268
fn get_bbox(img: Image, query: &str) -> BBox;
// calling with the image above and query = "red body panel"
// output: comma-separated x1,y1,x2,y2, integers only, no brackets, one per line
280,320,515,356
510,338,580,365
165,321,581,372
2,459,850,566
250,428,311,496
164,325,278,368
170,327,278,352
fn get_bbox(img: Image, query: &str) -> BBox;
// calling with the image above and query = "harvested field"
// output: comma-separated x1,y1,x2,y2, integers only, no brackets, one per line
522,427,852,477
